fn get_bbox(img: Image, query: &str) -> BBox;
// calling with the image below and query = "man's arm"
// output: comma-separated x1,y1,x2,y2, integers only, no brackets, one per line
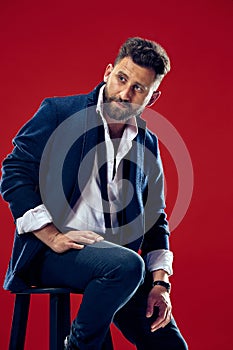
0,99,58,221
142,133,173,331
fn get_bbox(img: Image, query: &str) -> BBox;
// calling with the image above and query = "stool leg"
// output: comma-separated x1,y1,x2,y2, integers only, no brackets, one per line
9,294,30,350
50,293,71,350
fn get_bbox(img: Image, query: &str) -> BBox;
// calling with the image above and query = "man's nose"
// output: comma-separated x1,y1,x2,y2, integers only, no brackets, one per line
119,85,132,102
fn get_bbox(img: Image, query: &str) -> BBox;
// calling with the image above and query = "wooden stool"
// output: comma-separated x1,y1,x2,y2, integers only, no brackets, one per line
9,287,114,350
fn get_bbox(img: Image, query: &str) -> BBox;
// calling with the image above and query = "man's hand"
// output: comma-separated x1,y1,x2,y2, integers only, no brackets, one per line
33,224,104,253
146,285,172,332
49,230,104,253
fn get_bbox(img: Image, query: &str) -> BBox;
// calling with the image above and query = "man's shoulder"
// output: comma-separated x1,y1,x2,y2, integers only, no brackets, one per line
138,116,158,143
142,126,159,159
144,127,158,147
43,82,105,113
44,93,88,115
47,92,87,104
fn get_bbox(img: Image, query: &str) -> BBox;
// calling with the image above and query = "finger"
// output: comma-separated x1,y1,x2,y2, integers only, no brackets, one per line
95,235,104,242
67,242,85,250
161,310,172,327
78,237,97,244
146,299,154,318
151,307,172,332
68,231,104,243
66,233,96,245
77,234,104,245
152,312,171,331
151,307,167,331
83,231,104,241
151,317,164,332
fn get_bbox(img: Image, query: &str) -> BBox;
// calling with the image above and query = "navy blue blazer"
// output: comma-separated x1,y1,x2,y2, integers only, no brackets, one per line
1,82,170,292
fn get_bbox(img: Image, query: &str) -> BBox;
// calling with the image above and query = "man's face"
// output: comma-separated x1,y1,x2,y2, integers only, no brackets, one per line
103,57,158,121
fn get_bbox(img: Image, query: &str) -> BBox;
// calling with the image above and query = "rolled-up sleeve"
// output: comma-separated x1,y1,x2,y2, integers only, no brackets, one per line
145,249,173,276
16,204,52,234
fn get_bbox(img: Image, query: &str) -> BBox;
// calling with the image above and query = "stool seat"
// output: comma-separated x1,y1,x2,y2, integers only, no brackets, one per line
9,287,114,350
14,286,82,294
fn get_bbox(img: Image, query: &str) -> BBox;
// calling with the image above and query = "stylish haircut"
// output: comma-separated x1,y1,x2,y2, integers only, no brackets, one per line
114,37,171,84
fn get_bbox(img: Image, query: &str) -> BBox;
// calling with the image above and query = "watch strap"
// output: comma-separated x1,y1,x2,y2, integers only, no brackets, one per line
152,280,171,293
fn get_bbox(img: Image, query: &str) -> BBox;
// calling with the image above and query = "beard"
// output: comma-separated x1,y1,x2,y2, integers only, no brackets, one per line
103,89,144,121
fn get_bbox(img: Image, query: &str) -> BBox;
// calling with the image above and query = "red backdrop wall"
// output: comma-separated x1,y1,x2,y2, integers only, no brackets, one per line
0,1,232,349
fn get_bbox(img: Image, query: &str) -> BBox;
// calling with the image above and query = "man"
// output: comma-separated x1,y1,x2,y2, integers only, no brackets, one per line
1,37,188,349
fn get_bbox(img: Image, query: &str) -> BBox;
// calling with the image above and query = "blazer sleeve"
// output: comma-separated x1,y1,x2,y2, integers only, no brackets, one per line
0,98,58,221
140,133,170,256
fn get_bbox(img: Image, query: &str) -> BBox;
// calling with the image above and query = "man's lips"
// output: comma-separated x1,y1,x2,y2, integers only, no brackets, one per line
113,100,129,109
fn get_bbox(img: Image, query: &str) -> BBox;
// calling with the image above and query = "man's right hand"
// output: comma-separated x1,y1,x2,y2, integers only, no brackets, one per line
33,223,104,253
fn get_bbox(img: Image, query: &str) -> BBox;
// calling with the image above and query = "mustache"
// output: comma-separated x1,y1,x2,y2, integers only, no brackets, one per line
107,96,132,109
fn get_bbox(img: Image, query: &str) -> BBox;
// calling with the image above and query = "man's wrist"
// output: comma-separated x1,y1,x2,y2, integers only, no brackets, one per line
33,223,61,248
152,280,171,293
152,268,169,282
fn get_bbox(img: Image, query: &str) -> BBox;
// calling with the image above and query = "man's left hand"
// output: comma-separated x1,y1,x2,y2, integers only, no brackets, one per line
146,285,172,332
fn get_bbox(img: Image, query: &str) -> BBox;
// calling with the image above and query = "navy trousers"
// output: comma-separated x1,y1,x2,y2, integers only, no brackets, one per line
25,240,188,350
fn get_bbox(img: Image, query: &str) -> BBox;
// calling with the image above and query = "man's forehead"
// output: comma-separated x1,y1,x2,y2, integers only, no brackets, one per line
114,57,156,85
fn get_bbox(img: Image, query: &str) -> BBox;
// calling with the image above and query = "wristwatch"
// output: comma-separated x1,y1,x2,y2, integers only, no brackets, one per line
152,280,171,293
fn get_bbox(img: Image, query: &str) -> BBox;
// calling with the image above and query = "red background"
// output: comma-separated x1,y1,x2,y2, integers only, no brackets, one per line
0,0,232,349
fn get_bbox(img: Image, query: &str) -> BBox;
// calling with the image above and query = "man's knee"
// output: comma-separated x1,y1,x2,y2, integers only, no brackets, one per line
154,319,188,350
112,248,145,290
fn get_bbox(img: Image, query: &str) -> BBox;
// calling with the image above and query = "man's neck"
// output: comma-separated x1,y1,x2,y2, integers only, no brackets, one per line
104,114,126,139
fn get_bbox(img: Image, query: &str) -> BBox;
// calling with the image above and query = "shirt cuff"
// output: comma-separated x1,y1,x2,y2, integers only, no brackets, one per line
16,204,52,234
145,249,174,276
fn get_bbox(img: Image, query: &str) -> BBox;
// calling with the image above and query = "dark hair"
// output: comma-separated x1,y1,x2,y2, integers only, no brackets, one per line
114,37,171,84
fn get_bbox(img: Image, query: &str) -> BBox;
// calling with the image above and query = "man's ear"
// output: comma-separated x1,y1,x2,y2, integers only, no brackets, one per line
147,91,161,107
104,64,113,82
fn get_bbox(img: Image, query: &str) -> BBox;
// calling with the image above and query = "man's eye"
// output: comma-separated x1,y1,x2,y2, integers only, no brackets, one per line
118,75,126,82
134,85,143,93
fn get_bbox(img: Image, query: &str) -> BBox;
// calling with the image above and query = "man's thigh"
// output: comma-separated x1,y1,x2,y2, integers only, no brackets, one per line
114,275,188,350
26,240,143,291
